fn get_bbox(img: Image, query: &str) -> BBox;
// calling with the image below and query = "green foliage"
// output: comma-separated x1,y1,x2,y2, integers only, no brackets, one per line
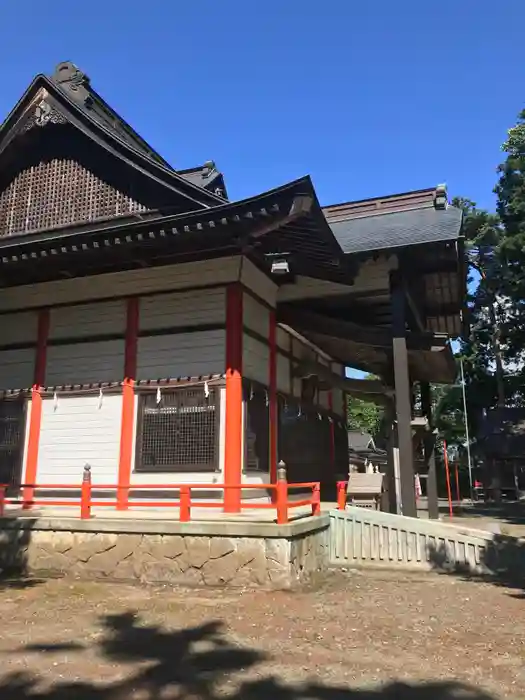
436,108,525,460
346,376,384,437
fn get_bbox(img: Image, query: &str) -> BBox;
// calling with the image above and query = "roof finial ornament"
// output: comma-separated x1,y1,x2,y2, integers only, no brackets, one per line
52,61,90,95
434,183,448,210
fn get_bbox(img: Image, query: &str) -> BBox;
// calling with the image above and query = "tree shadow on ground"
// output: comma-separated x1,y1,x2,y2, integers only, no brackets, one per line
427,533,525,595
0,575,43,591
0,609,499,699
444,500,525,528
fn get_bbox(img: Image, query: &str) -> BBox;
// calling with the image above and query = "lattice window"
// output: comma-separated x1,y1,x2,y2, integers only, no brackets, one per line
135,387,218,472
0,124,150,237
0,398,26,487
244,383,269,472
334,419,349,474
278,398,332,483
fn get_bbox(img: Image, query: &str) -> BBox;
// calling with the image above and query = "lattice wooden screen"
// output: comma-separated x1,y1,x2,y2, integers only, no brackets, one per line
0,398,26,488
135,387,219,472
0,124,152,237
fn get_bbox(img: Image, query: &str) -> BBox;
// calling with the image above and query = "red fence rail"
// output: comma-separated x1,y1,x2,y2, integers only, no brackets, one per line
0,466,321,525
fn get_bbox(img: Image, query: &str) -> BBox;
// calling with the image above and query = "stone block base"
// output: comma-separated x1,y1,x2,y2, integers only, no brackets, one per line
0,516,329,589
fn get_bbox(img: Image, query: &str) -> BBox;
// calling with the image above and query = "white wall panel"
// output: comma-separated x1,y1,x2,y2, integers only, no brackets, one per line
140,288,225,331
243,293,269,338
240,259,277,308
0,258,242,312
0,348,35,390
0,311,38,346
37,394,122,485
319,390,331,410
333,389,345,417
137,331,225,379
276,327,291,352
277,353,290,394
46,340,125,385
243,334,269,386
49,300,126,340
291,337,316,363
332,363,345,416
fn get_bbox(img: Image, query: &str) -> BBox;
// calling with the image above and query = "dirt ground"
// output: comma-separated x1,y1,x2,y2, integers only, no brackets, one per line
0,570,523,700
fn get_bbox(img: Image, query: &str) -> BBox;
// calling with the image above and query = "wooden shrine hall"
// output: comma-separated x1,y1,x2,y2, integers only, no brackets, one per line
0,61,465,519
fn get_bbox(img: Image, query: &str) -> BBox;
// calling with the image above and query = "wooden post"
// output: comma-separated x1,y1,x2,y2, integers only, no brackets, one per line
80,464,92,520
455,463,461,504
276,460,288,525
117,297,139,511
328,362,335,467
24,309,50,508
443,440,453,519
224,284,243,513
421,382,439,520
311,482,321,516
390,272,417,518
180,486,191,522
336,480,347,510
268,309,278,490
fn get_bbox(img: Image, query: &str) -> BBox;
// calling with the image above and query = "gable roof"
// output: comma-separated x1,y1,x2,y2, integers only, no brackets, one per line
323,185,463,254
0,62,227,212
0,175,353,287
178,163,228,199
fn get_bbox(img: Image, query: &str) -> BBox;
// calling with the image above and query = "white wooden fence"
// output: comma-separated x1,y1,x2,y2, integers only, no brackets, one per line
329,506,525,578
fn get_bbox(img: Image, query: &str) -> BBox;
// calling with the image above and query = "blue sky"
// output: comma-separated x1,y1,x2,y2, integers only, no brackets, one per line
0,1,523,213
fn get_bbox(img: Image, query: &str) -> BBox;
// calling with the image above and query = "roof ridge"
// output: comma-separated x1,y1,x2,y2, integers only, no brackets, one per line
325,202,436,224
323,186,437,211
51,61,172,170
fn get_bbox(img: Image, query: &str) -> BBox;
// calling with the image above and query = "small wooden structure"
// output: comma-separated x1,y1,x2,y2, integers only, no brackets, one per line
347,472,384,510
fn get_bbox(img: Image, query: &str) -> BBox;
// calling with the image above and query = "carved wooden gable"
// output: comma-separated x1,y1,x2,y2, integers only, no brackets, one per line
0,96,172,238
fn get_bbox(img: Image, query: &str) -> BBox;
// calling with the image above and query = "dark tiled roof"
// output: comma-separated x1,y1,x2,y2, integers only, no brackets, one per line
329,205,462,254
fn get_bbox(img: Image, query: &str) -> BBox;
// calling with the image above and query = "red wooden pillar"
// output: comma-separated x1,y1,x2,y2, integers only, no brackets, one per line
269,309,277,487
24,309,50,505
224,284,243,513
117,297,139,510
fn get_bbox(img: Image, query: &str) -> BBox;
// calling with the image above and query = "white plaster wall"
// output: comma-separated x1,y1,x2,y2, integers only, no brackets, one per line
276,326,291,352
243,293,270,338
137,331,226,380
277,353,290,394
140,288,225,331
0,256,275,312
36,394,122,486
243,334,269,386
46,340,125,386
0,310,38,345
0,348,35,390
48,300,126,340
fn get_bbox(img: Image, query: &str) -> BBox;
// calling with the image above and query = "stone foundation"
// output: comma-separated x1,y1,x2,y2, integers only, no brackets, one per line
0,516,329,589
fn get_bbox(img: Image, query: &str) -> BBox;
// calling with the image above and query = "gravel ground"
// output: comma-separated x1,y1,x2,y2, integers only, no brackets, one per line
0,569,523,699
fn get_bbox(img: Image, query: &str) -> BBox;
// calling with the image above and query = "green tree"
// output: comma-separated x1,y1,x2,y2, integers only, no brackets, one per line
346,375,384,436
494,110,525,377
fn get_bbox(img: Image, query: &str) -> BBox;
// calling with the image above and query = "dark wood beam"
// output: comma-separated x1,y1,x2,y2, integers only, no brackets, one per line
248,195,313,241
292,359,393,402
278,306,451,352
421,382,439,520
390,271,417,518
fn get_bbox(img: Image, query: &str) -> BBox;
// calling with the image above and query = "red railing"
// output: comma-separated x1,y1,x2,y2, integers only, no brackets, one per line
336,480,348,510
0,467,321,525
